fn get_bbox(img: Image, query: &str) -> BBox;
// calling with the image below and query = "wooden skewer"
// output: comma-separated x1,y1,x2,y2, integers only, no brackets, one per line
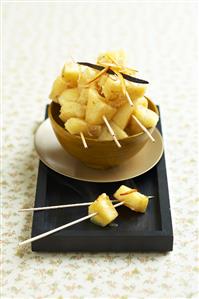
103,116,121,148
18,196,154,212
132,115,155,142
125,91,134,107
112,69,134,108
19,202,95,212
19,202,124,246
18,200,119,212
80,132,88,148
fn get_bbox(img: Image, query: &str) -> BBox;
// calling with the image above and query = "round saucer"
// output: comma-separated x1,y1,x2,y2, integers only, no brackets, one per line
34,119,164,182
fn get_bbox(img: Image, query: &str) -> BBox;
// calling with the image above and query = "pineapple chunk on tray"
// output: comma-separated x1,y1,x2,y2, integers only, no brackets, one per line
89,193,118,227
114,185,149,213
88,185,150,227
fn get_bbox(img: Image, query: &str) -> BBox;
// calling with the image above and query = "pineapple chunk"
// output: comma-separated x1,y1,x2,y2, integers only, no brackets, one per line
112,103,134,129
88,193,118,227
134,97,148,108
114,185,149,213
59,102,86,122
58,88,79,106
98,121,128,141
133,105,159,128
126,115,143,135
49,76,68,102
77,88,89,105
127,83,147,101
86,89,116,125
65,118,88,135
61,63,80,87
100,76,123,100
78,68,97,88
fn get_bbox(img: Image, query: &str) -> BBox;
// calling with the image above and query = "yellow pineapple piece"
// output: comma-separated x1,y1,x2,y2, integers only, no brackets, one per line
61,62,80,87
127,82,147,101
114,185,149,213
49,76,68,102
64,118,88,135
134,97,148,108
98,121,128,141
78,67,97,89
100,76,123,100
77,88,89,105
85,89,116,125
133,105,159,128
58,88,79,106
88,193,118,227
112,103,134,129
59,102,86,122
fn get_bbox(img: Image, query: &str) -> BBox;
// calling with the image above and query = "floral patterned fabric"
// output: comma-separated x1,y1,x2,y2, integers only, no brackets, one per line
2,2,198,299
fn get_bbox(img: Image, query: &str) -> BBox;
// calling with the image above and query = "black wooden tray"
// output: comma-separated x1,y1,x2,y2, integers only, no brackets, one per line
31,106,173,252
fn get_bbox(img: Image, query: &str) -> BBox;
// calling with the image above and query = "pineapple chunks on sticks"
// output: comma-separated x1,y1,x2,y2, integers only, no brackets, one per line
64,118,89,148
20,186,152,244
102,116,122,147
127,104,159,141
64,118,102,138
114,185,149,213
65,118,88,135
49,50,159,146
88,193,118,227
133,105,159,128
98,121,128,141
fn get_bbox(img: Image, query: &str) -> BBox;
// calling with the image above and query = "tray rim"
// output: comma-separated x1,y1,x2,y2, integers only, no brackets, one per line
31,105,173,251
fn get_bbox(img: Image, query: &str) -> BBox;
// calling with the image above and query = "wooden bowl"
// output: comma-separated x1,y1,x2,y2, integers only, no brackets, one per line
48,98,159,169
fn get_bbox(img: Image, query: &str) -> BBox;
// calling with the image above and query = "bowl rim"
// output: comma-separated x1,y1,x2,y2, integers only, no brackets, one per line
48,96,159,143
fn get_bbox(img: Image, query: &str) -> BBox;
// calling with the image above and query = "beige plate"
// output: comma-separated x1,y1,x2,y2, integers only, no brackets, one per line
34,119,164,182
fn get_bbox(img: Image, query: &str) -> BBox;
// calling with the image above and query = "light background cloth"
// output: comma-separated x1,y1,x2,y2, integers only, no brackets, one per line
2,1,199,299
